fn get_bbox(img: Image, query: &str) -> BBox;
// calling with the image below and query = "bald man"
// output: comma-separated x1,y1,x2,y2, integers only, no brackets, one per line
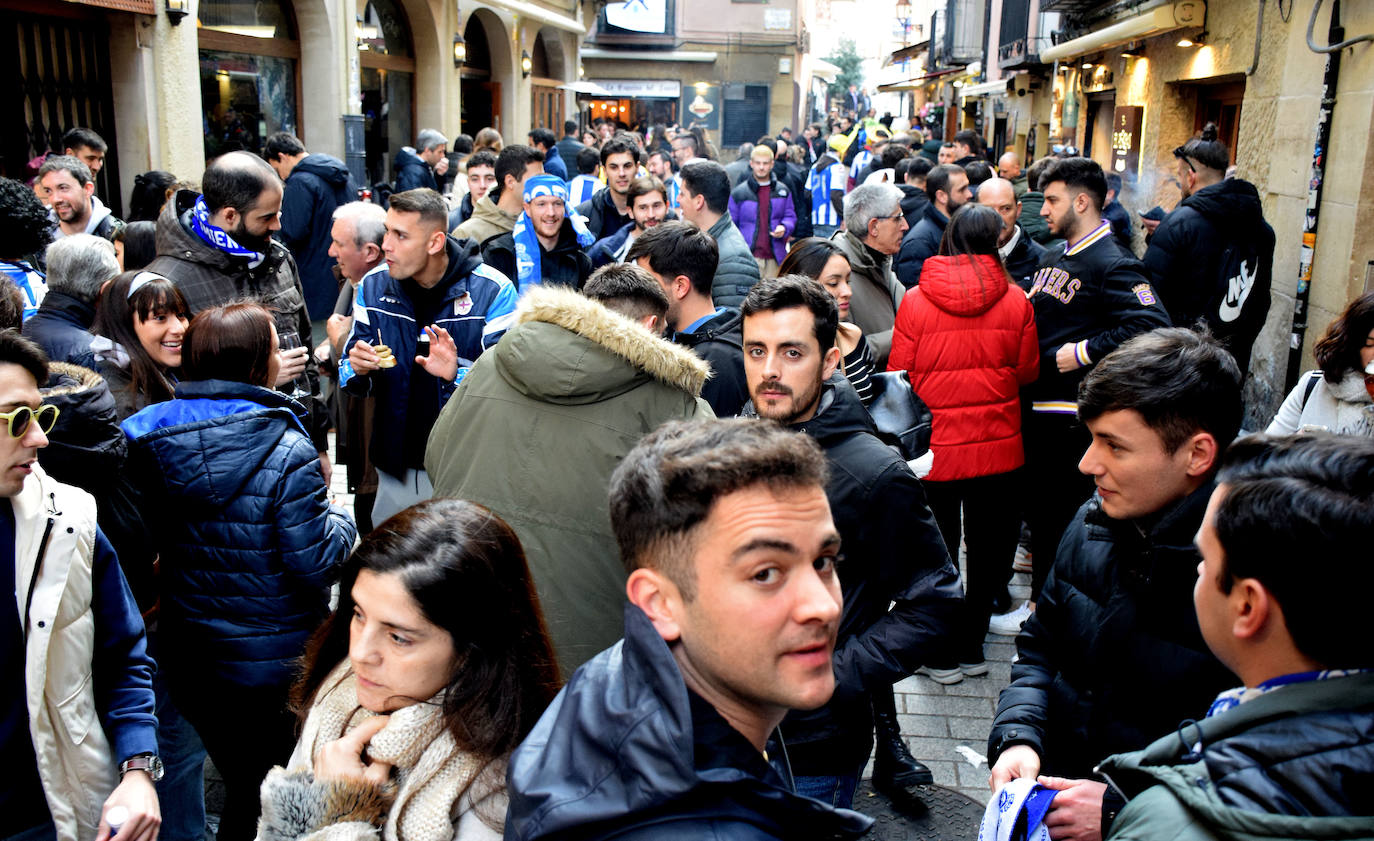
998,152,1027,199
978,178,1044,290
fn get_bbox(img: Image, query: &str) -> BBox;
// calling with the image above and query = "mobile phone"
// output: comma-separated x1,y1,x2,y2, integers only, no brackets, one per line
417,331,431,357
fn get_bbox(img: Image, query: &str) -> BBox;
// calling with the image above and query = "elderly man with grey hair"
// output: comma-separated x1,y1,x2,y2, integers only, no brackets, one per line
22,233,118,368
831,182,908,367
394,128,449,192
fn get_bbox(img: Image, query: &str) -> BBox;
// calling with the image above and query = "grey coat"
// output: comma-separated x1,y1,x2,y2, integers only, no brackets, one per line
832,230,904,368
707,213,762,307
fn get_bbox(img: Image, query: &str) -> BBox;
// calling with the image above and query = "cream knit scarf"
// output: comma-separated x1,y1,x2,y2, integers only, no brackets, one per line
294,661,484,841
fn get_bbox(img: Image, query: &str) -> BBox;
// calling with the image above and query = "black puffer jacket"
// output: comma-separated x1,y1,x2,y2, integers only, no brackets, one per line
989,483,1236,777
23,291,98,369
1142,179,1274,372
1004,227,1047,291
770,376,962,774
577,187,633,243
673,308,748,418
480,221,593,291
897,183,929,230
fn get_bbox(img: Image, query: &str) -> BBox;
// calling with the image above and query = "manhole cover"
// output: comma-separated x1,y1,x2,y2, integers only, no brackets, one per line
852,782,984,840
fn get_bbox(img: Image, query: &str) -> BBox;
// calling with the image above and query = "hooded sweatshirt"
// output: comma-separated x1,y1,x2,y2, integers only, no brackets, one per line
49,195,118,241
888,254,1039,481
279,153,358,319
453,194,518,246
1142,178,1274,372
393,146,437,192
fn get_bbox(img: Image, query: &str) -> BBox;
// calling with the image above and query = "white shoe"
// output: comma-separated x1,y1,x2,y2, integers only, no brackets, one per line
1012,545,1033,573
988,602,1033,636
916,665,964,685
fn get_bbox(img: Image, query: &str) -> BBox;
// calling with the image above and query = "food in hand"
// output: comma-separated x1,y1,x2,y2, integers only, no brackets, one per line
374,344,397,369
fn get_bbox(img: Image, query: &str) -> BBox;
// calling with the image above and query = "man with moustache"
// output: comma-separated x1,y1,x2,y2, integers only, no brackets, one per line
895,162,970,288
147,151,333,476
505,419,874,840
978,177,1046,290
740,275,961,807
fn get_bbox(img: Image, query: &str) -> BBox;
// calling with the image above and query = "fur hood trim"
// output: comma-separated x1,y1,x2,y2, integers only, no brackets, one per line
514,285,711,396
44,362,105,395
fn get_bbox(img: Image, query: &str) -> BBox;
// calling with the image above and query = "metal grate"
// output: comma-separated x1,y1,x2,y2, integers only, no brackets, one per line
1,9,121,215
721,83,769,148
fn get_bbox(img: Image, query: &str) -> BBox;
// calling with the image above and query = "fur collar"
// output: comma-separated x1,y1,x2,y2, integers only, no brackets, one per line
514,285,711,396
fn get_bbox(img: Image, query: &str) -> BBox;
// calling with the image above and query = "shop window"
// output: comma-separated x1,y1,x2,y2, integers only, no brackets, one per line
359,0,415,185
721,84,768,147
197,0,299,159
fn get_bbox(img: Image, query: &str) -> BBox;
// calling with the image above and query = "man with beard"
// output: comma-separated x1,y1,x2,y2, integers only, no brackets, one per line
39,156,122,242
645,150,679,211
895,163,969,288
979,177,1045,290
147,151,333,476
340,188,517,522
589,176,668,268
1011,157,1169,630
577,135,640,241
481,174,595,290
740,274,961,806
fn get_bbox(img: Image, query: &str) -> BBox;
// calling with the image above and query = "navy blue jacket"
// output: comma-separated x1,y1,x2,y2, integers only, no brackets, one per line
23,291,98,369
122,380,356,687
576,188,633,243
895,203,949,288
394,147,438,192
542,145,569,182
587,222,634,268
505,605,874,841
279,154,357,320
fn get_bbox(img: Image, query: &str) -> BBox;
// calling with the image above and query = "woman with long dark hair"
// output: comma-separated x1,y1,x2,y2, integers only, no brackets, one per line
123,301,356,841
259,498,561,841
888,203,1038,674
92,270,188,418
780,237,876,404
1268,289,1374,437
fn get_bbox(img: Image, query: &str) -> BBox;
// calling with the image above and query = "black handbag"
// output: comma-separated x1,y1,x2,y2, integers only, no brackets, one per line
865,370,933,460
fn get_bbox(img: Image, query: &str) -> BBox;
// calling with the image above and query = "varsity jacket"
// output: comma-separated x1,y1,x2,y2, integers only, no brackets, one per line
1025,222,1170,412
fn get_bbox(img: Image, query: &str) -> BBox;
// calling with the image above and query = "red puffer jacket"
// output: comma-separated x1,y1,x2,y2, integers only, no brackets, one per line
888,253,1039,481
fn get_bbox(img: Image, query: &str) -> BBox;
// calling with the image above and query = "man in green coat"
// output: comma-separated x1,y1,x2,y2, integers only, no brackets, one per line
424,268,714,677
1090,434,1374,841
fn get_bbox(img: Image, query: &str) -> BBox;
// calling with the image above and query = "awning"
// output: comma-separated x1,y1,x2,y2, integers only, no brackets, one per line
960,78,1012,98
811,58,842,83
480,0,586,34
877,66,961,91
886,41,931,66
1040,1,1205,63
559,80,613,96
581,47,718,63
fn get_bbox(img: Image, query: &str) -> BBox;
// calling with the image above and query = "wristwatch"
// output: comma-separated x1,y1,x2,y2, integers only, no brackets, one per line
119,753,165,782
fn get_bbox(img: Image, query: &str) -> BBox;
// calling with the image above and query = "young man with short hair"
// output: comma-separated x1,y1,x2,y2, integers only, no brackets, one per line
446,149,496,232
895,162,969,288
505,419,873,840
589,175,668,268
341,188,516,522
481,175,594,290
677,161,760,307
555,118,585,172
568,147,602,207
393,128,449,192
728,144,796,279
645,150,679,210
527,127,567,182
989,328,1238,841
453,145,544,245
1098,433,1374,838
952,129,983,167
61,127,108,179
741,275,961,804
38,156,122,242
576,136,640,241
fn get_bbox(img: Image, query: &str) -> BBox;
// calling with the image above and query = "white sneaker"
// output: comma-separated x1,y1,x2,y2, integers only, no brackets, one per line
988,602,1033,636
1012,545,1033,574
916,665,964,685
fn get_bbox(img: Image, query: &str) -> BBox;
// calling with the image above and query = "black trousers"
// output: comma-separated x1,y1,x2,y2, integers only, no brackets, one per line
172,673,297,841
925,469,1022,662
1021,410,1095,602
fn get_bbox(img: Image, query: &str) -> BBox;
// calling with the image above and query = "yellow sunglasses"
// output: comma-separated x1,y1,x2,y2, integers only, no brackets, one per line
0,404,60,439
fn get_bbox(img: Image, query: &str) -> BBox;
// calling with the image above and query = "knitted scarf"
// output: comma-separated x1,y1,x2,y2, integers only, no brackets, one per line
188,195,267,268
293,661,484,841
511,174,594,291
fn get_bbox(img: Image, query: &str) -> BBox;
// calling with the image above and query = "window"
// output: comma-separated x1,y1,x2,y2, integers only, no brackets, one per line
197,0,299,158
721,84,768,147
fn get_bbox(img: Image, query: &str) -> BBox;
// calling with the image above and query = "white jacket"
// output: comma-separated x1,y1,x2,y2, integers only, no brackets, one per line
1267,369,1374,438
17,463,118,841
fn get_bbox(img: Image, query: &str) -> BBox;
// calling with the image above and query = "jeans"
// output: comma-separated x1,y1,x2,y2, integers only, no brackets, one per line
1021,410,1094,602
148,633,209,841
813,223,839,240
793,770,862,810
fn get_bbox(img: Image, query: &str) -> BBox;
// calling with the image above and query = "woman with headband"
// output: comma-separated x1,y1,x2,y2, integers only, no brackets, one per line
91,269,190,419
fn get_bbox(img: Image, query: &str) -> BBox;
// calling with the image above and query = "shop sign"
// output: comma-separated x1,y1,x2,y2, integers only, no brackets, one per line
1111,105,1144,176
764,9,792,30
593,80,682,99
683,84,721,130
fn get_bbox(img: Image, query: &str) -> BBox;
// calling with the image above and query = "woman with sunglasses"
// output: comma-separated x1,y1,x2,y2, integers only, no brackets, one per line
123,302,356,841
92,270,189,420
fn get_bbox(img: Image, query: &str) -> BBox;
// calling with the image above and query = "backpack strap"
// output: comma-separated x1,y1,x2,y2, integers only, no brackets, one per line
1301,370,1322,410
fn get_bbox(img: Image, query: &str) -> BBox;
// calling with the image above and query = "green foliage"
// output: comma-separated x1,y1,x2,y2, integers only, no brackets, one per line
825,39,864,104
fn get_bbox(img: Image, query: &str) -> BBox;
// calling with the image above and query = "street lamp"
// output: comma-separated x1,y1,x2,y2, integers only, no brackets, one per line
165,0,188,25
453,33,466,68
521,50,533,78
895,0,913,44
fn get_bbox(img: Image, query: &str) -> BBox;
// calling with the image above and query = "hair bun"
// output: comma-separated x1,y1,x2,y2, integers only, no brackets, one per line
1200,122,1219,142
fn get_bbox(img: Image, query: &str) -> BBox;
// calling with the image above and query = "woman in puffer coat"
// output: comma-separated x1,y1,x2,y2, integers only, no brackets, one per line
123,302,357,841
888,204,1038,671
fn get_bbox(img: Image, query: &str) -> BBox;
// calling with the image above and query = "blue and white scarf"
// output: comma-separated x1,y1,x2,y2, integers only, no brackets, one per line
188,195,267,268
512,174,594,291
1206,668,1370,719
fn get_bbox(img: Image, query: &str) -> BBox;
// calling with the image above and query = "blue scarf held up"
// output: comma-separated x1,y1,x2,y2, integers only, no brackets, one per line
512,174,594,291
189,195,267,268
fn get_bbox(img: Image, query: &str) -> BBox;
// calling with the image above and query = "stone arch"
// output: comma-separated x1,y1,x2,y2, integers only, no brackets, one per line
461,8,516,137
390,0,444,133
291,0,345,156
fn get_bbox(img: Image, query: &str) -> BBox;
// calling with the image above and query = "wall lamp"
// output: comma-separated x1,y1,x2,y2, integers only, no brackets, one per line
165,0,188,25
1177,30,1207,47
453,33,466,68
521,50,532,78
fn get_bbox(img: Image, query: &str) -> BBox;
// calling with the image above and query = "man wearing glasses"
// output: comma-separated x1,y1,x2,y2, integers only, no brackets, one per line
0,330,161,841
832,182,909,368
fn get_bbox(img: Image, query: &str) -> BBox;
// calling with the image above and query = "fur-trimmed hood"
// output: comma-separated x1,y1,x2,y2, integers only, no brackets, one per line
511,285,709,396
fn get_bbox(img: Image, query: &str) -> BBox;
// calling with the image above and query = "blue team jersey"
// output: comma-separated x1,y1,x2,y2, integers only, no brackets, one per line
806,163,847,227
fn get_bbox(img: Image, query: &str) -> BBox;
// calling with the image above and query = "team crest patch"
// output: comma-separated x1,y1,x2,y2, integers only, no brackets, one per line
454,293,473,315
1132,283,1157,306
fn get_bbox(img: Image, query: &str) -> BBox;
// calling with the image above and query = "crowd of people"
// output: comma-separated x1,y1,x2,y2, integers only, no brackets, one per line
0,109,1370,841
